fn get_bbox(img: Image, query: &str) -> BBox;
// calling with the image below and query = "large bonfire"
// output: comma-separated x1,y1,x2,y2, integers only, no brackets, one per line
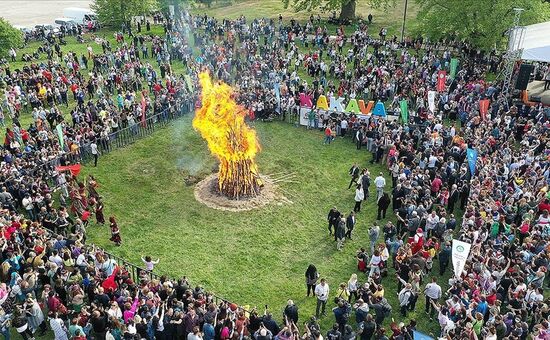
193,72,262,199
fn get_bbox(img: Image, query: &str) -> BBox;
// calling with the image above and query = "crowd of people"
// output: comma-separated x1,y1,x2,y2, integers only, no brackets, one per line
0,6,549,340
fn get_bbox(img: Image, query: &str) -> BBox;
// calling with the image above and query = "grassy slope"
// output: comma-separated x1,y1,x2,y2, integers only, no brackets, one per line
192,0,419,37
80,116,448,335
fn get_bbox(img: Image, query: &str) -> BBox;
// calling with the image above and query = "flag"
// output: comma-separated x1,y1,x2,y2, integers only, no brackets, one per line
466,148,478,176
437,70,447,92
452,239,472,278
184,75,194,92
413,331,434,340
56,164,82,177
450,58,459,79
274,82,281,113
56,124,64,150
140,91,147,127
427,91,436,113
479,99,490,120
372,101,386,117
399,100,408,124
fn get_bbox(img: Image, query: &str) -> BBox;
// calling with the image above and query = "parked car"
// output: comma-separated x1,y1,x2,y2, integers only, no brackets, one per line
34,24,60,37
54,18,79,31
63,7,97,26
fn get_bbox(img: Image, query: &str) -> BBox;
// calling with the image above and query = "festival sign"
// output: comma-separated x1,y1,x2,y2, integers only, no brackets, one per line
452,239,471,278
437,70,447,92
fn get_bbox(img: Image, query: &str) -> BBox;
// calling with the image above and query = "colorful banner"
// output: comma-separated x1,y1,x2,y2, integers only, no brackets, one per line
427,91,436,113
452,239,472,278
399,100,408,124
467,147,478,176
56,124,64,150
274,82,281,113
373,101,386,117
479,99,490,120
56,164,82,177
184,75,194,92
450,58,459,79
413,331,434,340
437,70,447,92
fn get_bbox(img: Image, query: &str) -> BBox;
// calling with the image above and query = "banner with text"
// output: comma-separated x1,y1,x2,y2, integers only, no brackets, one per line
452,239,472,278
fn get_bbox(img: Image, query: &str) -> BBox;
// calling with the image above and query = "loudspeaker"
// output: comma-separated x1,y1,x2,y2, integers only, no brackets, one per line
515,64,534,90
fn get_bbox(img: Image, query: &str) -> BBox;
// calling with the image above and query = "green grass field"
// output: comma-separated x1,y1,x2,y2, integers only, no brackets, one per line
2,3,448,335
79,116,448,335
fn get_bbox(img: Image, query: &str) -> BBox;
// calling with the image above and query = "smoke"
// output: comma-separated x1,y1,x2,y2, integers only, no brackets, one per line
172,118,211,177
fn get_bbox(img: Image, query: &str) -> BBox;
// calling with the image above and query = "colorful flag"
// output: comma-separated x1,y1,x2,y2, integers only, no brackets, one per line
450,58,459,79
372,101,386,117
56,124,64,150
467,148,478,176
274,82,281,113
437,70,447,92
413,331,434,340
479,99,490,120
184,75,194,92
55,164,82,176
399,100,408,124
452,239,472,278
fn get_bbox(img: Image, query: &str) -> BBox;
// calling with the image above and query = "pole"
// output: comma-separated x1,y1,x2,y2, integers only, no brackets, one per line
401,0,408,43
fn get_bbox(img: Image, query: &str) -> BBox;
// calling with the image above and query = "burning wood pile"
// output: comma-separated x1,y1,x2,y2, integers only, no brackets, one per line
193,72,262,199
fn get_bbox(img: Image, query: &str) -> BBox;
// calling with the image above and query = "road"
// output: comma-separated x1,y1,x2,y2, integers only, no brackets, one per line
1,0,92,27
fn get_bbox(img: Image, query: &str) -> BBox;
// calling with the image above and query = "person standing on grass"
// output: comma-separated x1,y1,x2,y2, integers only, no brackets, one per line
95,197,105,225
109,216,122,246
327,207,340,237
90,139,100,166
360,169,370,200
142,256,160,272
374,172,385,201
348,163,360,189
423,277,442,321
315,278,329,318
345,211,356,240
324,124,333,145
376,193,390,220
336,216,346,251
353,184,364,213
305,264,319,297
368,223,380,253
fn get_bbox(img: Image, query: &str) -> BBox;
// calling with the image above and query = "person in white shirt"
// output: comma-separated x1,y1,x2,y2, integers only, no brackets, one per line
340,119,348,137
374,173,386,200
424,277,442,319
142,256,160,271
315,278,329,318
90,141,100,167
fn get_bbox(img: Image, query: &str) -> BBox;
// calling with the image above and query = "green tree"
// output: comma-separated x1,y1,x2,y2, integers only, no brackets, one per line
0,18,23,57
92,0,158,27
414,0,550,50
283,0,394,21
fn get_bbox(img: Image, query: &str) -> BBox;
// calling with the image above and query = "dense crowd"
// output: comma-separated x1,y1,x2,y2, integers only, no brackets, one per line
0,7,549,340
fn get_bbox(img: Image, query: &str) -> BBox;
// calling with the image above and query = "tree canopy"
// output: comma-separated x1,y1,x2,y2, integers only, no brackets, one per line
0,18,23,58
282,0,394,21
92,0,158,27
414,0,550,50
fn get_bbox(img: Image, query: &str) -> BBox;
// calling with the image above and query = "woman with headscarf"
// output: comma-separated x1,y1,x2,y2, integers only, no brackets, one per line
305,264,319,297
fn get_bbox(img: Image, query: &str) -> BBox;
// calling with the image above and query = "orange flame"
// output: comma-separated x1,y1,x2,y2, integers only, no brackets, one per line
193,72,262,198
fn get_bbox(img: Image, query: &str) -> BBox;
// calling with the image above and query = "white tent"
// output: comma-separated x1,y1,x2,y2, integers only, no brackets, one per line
521,21,550,62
